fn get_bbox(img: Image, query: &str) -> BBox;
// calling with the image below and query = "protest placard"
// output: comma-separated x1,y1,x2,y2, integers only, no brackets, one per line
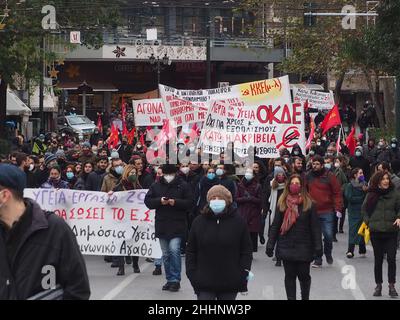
132,99,166,126
199,100,306,158
24,189,162,259
293,87,335,110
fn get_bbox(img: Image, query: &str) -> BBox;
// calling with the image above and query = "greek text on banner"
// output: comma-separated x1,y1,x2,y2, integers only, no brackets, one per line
24,189,162,259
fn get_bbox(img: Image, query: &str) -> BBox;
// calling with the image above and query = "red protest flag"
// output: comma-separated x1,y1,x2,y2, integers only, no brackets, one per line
320,105,342,136
127,127,136,145
140,132,145,146
156,119,176,148
122,121,129,137
97,114,103,133
306,116,315,150
304,99,309,112
346,127,356,156
108,123,120,149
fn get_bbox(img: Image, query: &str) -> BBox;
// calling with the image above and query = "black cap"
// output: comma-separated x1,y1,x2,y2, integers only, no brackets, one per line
0,164,26,195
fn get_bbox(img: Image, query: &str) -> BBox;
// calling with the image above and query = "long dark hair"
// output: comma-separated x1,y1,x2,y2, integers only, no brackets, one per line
368,171,393,191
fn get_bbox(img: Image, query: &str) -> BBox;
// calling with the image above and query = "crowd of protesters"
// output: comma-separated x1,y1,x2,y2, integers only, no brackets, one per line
0,103,399,301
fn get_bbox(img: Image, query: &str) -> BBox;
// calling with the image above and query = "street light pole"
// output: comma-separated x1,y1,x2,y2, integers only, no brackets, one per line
149,53,171,96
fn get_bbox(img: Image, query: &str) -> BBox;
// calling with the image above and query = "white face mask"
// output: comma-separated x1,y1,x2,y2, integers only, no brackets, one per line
180,167,190,175
29,164,35,171
334,162,340,168
164,175,175,183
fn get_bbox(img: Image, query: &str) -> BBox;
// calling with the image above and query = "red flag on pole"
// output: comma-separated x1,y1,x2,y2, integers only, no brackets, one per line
140,132,145,146
156,119,176,148
127,127,136,145
108,123,119,150
306,116,315,150
97,114,103,133
122,121,129,137
320,105,342,136
346,127,356,156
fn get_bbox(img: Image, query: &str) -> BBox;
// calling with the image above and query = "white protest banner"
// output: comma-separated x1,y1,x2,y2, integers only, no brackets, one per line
159,76,292,128
293,87,335,110
24,189,162,259
199,100,305,158
132,98,166,126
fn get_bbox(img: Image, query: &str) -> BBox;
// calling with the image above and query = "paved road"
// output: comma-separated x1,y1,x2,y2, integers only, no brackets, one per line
86,222,398,300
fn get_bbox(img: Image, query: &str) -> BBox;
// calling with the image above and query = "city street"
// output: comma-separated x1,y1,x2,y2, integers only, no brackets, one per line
86,223,397,300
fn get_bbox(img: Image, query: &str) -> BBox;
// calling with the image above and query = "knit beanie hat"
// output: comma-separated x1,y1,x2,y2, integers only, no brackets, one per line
44,153,57,166
207,185,233,205
273,166,286,178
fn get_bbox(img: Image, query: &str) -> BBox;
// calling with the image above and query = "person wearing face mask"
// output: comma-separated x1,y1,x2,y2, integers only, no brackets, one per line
237,169,262,252
362,137,378,165
362,171,400,298
186,185,253,300
112,165,143,276
118,137,133,164
0,164,90,299
144,164,193,292
101,158,124,193
64,165,78,189
333,155,349,235
192,167,219,222
344,168,368,259
377,137,400,166
349,146,371,182
214,164,237,201
41,166,70,189
266,174,322,300
265,166,287,267
306,155,343,268
290,144,305,163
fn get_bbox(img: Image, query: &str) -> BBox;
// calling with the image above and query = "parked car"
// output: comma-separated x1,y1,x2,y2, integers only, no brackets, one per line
57,115,96,136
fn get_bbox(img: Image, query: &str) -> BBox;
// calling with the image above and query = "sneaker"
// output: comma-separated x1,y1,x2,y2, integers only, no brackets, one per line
152,266,162,276
326,255,334,265
133,266,140,273
169,282,181,292
275,260,282,267
162,282,173,291
146,258,155,263
312,260,322,268
346,252,354,259
373,284,382,297
389,284,398,298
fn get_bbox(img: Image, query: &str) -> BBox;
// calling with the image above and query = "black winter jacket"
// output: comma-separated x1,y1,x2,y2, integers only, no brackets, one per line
144,176,193,240
0,199,90,300
266,204,322,262
85,169,107,191
186,207,253,294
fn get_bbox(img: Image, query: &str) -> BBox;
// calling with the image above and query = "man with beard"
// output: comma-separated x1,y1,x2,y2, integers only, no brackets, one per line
306,156,343,268
79,142,96,164
86,156,109,191
33,153,58,188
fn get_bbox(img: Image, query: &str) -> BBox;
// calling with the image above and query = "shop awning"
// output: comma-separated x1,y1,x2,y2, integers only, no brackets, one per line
57,81,118,92
7,89,32,116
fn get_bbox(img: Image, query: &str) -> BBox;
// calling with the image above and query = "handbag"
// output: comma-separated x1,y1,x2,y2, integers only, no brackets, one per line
358,222,370,245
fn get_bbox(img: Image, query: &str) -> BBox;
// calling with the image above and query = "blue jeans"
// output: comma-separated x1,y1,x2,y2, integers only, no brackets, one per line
154,258,162,267
159,237,182,283
317,212,335,259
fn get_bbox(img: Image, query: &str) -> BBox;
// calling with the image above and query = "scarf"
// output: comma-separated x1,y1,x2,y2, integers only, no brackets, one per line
268,182,285,226
365,186,393,217
280,194,303,235
350,179,366,189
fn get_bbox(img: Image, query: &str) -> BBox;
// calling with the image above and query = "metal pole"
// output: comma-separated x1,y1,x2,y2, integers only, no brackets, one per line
396,76,400,141
157,59,161,88
39,36,44,133
82,90,86,116
206,22,211,89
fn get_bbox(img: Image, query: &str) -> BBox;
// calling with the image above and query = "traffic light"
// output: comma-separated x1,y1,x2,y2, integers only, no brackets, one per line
304,2,317,27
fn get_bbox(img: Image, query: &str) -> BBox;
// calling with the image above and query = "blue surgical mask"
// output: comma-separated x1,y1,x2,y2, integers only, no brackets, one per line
245,173,253,181
115,165,124,175
207,173,216,180
355,151,362,157
216,169,224,176
324,163,332,170
209,199,226,214
66,172,74,180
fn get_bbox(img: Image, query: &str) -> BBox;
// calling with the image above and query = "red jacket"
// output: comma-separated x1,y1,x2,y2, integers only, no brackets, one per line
306,169,343,214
